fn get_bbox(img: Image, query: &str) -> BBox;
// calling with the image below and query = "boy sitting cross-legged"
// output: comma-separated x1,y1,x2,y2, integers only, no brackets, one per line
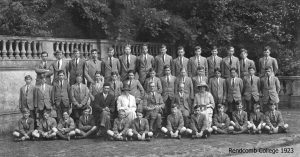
229,101,250,134
264,103,288,134
107,109,131,141
75,107,97,139
211,104,231,134
161,104,187,139
248,104,266,134
13,108,34,141
128,108,153,141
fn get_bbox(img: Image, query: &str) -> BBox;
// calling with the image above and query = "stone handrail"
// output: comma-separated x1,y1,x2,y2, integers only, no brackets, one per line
277,76,300,108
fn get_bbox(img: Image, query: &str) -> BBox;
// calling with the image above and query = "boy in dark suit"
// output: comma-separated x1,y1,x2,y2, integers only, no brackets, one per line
107,109,131,141
75,107,97,138
49,50,69,83
108,71,123,99
160,65,176,116
248,104,266,134
119,44,137,81
212,104,231,134
128,109,153,141
243,66,260,114
192,66,208,94
161,104,186,139
264,103,288,134
19,75,36,122
186,104,210,139
13,108,34,141
230,102,249,134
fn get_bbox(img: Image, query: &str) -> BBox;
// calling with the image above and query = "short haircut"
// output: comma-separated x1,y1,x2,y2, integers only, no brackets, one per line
55,50,62,55
127,70,135,74
248,66,256,70
236,101,243,106
177,46,184,50
217,104,224,109
194,46,201,51
148,68,155,73
161,44,167,49
108,47,114,51
212,46,218,51
230,67,237,73
265,66,273,71
73,48,79,53
214,68,221,73
142,43,148,48
95,71,102,75
57,70,65,75
76,74,82,78
125,44,131,48
194,104,201,110
41,51,48,56
91,49,98,53
197,66,205,71
24,75,32,80
111,71,118,76
241,48,247,53
264,46,271,51
164,65,170,70
103,82,111,87
171,104,178,109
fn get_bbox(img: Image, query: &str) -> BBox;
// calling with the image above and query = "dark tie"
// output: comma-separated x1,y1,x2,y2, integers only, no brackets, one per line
110,57,112,68
167,76,170,85
127,55,130,68
129,80,132,87
251,76,253,85
268,76,270,86
26,85,29,96
139,120,141,128
213,56,216,68
114,81,116,90
45,120,49,130
85,116,88,124
243,59,245,68
60,81,63,88
57,61,60,69
231,78,234,87
229,57,232,66
78,84,81,93
152,92,155,99
94,60,96,64
44,62,47,69
144,55,147,65
180,57,183,67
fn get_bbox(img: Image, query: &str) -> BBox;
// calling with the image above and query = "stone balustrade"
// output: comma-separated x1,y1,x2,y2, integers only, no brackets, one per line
278,76,300,108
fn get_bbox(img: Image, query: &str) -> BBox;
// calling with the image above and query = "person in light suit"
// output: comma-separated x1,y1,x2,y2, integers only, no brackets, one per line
144,68,162,94
69,49,86,85
19,75,36,122
89,71,104,102
35,51,52,85
187,46,208,77
173,83,192,126
49,50,69,84
264,103,288,134
160,65,176,116
154,44,173,77
84,49,102,87
116,85,137,122
174,68,194,100
192,66,208,94
239,48,256,78
12,108,35,141
136,44,155,85
172,46,189,77
221,46,240,78
207,46,222,78
102,47,121,82
119,44,137,81
258,46,278,77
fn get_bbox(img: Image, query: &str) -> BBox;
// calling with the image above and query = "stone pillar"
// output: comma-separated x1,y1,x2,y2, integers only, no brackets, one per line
290,76,300,108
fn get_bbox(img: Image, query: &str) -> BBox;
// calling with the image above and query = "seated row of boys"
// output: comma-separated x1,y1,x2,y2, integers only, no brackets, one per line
13,97,288,141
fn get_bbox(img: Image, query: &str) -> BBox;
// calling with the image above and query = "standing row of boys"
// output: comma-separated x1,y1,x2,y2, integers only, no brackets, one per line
14,44,288,141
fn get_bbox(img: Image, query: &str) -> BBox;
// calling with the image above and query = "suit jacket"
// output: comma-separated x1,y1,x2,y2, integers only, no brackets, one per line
37,117,57,132
108,80,123,98
131,118,149,134
69,58,86,85
192,75,208,94
226,77,243,102
208,77,227,103
207,55,222,78
78,114,96,130
102,56,120,81
154,54,173,77
190,113,207,132
49,59,69,83
174,76,194,99
166,111,184,131
232,110,248,126
213,112,230,129
89,80,104,98
112,117,130,134
173,92,192,114
52,80,71,107
19,85,36,110
240,58,256,78
136,53,155,84
123,79,145,99
57,117,75,132
143,92,165,112
172,56,189,77
258,56,278,77
243,75,260,101
92,92,115,115
70,83,89,108
35,84,53,110
119,54,137,81
144,77,162,94
160,75,176,101
187,56,208,77
265,110,284,127
221,56,240,78
35,60,52,85
249,112,264,126
84,59,102,83
17,117,34,135
260,75,280,103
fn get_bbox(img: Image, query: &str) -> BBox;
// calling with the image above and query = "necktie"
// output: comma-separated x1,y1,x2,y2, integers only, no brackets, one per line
42,84,45,91
129,80,132,87
243,59,246,68
127,55,130,68
268,76,270,86
229,57,232,66
264,57,267,67
85,116,88,124
213,56,216,68
76,59,78,67
110,57,112,68
114,81,116,90
182,77,184,83
26,85,29,96
167,76,170,85
144,54,147,64
46,120,49,130
162,55,165,63
198,57,201,67
231,78,234,87
44,62,47,69
180,57,183,67
139,120,141,128
60,81,63,88
251,76,253,85
57,61,60,69
94,60,96,64
78,84,81,94
152,92,155,99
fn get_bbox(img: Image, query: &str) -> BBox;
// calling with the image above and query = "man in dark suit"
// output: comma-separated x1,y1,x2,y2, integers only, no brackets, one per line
240,48,256,78
258,46,278,77
221,46,240,78
172,46,189,77
52,70,71,121
187,46,208,77
92,82,115,136
207,46,222,78
128,109,153,141
35,51,52,85
119,44,137,81
102,47,121,82
69,49,86,85
243,66,260,114
84,49,102,87
49,50,69,84
136,44,155,85
19,75,36,121
155,44,173,77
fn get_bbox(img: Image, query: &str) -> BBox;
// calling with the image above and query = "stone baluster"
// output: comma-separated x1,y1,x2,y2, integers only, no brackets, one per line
70,42,74,58
32,41,37,59
55,42,59,52
20,40,26,59
14,40,20,59
8,40,14,59
84,43,88,59
2,40,8,59
74,43,78,50
61,42,65,57
80,43,84,58
65,42,70,58
27,41,32,59
37,41,42,59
